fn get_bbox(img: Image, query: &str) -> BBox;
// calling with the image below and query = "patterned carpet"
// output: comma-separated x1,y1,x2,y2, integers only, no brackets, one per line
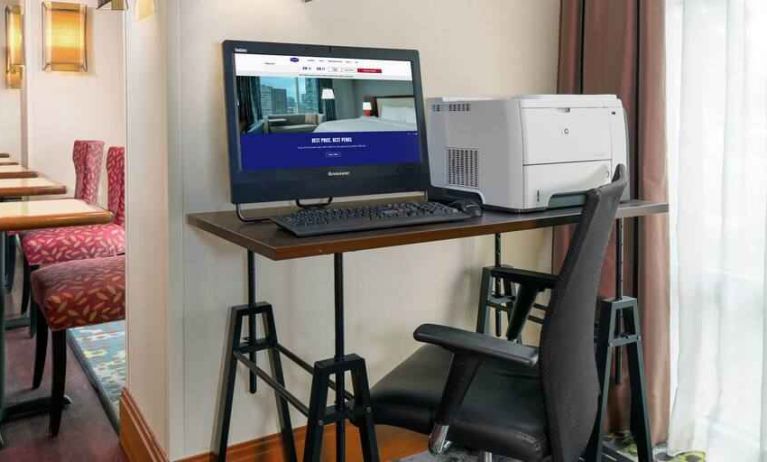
604,431,705,461
68,320,126,430
400,432,706,462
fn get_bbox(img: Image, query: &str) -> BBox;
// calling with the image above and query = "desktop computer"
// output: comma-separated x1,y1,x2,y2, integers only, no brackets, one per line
222,41,474,236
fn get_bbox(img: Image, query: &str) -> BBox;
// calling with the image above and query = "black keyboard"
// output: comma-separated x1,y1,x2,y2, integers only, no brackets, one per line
272,201,472,237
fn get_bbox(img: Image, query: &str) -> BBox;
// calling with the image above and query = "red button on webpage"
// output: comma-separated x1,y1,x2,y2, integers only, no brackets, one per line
357,68,382,73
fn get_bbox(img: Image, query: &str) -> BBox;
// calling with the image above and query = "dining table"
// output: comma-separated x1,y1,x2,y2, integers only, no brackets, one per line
0,198,113,447
0,177,66,197
0,166,37,180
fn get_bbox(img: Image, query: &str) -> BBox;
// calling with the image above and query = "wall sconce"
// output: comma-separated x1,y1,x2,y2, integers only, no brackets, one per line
97,0,128,11
5,5,24,89
42,2,87,72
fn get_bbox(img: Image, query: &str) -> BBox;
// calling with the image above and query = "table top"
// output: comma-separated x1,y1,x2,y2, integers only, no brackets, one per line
0,199,113,232
0,165,37,179
0,177,66,197
0,153,9,159
188,200,669,261
0,161,19,166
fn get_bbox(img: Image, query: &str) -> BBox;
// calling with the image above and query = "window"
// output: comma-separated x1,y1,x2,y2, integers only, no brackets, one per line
259,77,320,116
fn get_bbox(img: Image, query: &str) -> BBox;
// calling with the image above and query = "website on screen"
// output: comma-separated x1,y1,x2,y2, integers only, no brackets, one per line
234,53,421,171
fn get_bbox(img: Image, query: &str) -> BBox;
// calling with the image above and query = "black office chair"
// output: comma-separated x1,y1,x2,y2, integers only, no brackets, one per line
369,165,628,462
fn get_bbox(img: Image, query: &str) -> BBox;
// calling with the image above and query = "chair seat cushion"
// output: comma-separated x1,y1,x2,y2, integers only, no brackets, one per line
21,224,125,265
31,256,125,331
370,344,549,461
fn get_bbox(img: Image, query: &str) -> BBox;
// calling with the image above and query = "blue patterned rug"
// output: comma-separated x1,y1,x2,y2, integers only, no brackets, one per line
68,320,126,431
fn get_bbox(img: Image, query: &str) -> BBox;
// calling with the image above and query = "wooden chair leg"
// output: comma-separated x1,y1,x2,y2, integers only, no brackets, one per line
49,330,67,436
21,258,31,315
25,263,39,338
32,303,48,389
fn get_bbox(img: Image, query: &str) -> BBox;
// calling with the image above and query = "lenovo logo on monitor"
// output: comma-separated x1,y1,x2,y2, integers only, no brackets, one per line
327,171,351,177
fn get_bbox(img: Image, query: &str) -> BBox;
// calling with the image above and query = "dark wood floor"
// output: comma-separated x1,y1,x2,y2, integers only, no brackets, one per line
1,259,127,462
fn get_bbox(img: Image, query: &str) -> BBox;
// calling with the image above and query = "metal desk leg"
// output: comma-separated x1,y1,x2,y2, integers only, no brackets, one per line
494,234,503,336
585,218,653,462
213,306,243,460
334,253,345,462
303,254,379,462
625,304,653,462
475,268,493,334
247,251,257,394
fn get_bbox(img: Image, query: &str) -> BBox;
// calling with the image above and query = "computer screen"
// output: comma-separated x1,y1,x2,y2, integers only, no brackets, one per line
223,41,430,204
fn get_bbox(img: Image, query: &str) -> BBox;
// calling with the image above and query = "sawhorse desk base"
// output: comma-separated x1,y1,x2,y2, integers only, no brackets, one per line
213,255,379,462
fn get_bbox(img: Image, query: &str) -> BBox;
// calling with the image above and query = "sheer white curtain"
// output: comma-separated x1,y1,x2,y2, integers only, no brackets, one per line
666,0,767,460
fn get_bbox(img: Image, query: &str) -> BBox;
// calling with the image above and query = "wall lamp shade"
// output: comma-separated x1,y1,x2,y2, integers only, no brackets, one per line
97,0,128,10
321,88,335,100
5,5,24,89
42,2,87,72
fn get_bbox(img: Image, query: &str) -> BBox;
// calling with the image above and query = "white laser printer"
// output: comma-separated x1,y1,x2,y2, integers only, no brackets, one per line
427,94,630,212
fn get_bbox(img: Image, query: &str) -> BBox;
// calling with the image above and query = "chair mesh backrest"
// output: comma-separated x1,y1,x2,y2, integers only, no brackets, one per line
72,140,104,205
106,147,125,227
539,165,628,462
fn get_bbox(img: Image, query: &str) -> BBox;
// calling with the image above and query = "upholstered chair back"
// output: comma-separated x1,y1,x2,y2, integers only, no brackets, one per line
72,140,105,205
106,147,125,227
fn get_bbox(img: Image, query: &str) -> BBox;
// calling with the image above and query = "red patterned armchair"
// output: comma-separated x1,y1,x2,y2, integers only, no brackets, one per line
31,255,125,436
20,145,124,335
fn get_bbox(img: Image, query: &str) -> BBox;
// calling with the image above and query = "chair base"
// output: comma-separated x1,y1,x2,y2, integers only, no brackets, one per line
478,451,493,462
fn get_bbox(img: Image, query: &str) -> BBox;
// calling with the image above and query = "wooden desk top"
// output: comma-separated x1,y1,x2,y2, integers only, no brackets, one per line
0,177,66,197
0,153,9,159
188,200,669,261
0,162,19,166
0,199,113,232
0,165,37,179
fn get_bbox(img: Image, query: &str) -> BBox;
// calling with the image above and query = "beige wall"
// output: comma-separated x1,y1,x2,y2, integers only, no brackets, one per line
121,0,561,458
22,0,125,202
0,0,21,159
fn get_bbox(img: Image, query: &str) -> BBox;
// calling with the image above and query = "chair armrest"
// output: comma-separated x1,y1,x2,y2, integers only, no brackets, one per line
490,266,558,290
414,324,539,454
414,324,539,367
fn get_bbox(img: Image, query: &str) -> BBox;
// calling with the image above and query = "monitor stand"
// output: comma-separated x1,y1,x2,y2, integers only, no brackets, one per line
295,197,333,210
235,198,335,224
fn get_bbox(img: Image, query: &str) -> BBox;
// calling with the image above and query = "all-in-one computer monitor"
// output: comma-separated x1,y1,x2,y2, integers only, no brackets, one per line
223,41,431,204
